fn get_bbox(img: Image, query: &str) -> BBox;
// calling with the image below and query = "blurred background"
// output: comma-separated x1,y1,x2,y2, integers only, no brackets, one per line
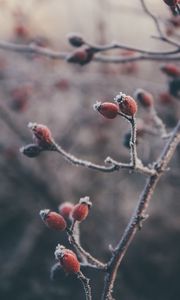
0,0,180,299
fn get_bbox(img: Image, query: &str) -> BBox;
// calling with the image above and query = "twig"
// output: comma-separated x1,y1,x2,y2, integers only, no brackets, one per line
77,271,92,300
129,116,138,168
101,120,180,300
150,107,167,137
0,40,179,65
140,0,180,48
66,228,107,270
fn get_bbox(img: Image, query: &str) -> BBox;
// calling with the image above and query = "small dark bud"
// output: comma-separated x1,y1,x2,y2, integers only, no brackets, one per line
169,78,180,98
20,144,42,158
67,33,85,47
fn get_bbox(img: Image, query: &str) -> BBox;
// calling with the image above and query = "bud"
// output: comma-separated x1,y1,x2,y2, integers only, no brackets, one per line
114,92,137,116
134,89,154,108
28,122,54,149
66,46,94,65
169,78,180,98
58,202,74,219
40,209,67,231
93,101,119,119
55,244,80,274
72,196,92,222
20,144,42,158
67,33,85,47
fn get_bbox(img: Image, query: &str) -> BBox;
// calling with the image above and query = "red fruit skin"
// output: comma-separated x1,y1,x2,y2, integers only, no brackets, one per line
159,92,173,104
61,252,80,274
58,202,74,219
44,212,67,230
95,102,119,119
135,90,154,108
163,0,179,6
119,96,137,116
161,64,180,77
28,123,53,148
66,46,94,65
72,203,89,222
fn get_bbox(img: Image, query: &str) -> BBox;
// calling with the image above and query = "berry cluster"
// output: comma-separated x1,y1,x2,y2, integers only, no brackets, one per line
39,197,92,276
93,92,138,120
66,33,95,65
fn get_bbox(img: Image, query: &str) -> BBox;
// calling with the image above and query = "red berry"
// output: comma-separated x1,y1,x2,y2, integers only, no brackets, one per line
66,46,94,65
58,202,74,219
55,245,80,274
93,102,119,119
72,196,92,222
28,122,54,149
134,89,154,108
161,64,180,77
163,0,179,6
158,92,173,104
114,92,137,116
40,210,67,230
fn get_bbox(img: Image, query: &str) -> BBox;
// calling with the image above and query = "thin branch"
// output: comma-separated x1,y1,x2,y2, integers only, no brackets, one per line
0,40,179,65
150,107,167,137
66,228,107,270
140,0,180,48
101,120,180,300
52,141,119,173
129,116,138,168
77,271,92,300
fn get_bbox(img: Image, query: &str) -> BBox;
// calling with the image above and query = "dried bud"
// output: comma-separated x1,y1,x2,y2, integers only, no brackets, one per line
72,196,92,222
28,122,54,149
169,78,180,98
114,92,137,116
134,89,154,108
161,64,180,77
55,244,80,274
20,144,42,158
67,33,85,47
58,202,74,219
66,46,94,65
93,101,119,119
40,209,67,231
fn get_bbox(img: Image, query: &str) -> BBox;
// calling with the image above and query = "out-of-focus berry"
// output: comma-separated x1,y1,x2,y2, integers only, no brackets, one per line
40,210,67,231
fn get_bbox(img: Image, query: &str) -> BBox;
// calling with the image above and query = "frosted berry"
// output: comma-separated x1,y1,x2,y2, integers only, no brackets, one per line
40,209,67,231
66,46,94,65
28,122,54,149
114,92,137,116
67,33,85,47
134,89,154,108
58,202,74,219
20,144,42,158
161,64,180,77
93,101,119,119
72,196,92,222
55,244,80,274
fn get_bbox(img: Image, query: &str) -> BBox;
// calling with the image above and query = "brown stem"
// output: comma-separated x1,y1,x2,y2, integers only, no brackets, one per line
102,120,180,300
